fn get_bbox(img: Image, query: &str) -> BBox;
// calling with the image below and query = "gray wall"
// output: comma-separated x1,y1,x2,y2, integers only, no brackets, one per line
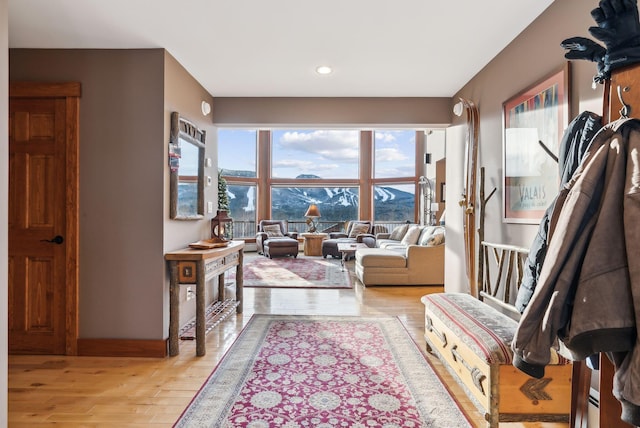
445,0,606,292
9,49,214,340
163,53,216,329
213,97,452,127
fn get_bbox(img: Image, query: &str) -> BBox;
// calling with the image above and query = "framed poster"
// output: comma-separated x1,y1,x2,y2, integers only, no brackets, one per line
502,64,570,223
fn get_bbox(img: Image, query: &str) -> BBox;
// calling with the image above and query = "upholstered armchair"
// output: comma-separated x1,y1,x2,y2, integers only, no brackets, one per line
256,220,299,258
322,220,375,258
328,220,374,241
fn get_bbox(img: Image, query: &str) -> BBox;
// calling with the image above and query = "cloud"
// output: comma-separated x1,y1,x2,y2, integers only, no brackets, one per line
274,159,314,169
276,130,359,162
374,131,398,143
375,131,417,147
375,147,408,162
375,166,415,178
273,159,339,170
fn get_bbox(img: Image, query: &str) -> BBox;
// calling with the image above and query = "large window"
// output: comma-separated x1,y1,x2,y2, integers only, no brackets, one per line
373,184,415,222
270,129,360,234
271,186,359,234
218,129,257,178
372,130,417,229
227,183,257,237
271,130,359,179
374,130,416,178
218,128,423,238
217,129,258,237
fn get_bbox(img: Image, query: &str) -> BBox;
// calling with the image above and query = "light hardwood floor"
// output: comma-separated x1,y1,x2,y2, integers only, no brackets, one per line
8,254,569,427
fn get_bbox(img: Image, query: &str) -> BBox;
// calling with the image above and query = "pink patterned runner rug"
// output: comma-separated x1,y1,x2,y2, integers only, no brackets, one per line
175,315,471,427
229,255,352,289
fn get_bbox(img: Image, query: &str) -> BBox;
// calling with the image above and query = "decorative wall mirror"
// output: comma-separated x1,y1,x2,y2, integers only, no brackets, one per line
169,112,205,220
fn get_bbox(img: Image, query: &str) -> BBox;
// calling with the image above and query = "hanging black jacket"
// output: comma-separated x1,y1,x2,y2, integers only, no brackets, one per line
514,111,602,313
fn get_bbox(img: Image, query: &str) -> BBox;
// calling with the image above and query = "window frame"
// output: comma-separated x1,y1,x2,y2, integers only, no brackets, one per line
217,128,425,239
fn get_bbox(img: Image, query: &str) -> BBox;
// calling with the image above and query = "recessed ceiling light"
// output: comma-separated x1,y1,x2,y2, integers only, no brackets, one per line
316,65,333,75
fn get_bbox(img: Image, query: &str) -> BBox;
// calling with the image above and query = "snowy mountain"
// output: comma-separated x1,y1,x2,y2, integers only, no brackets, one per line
223,172,414,222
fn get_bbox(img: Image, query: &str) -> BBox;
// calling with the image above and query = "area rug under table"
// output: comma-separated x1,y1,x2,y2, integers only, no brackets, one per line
230,255,352,289
175,315,472,427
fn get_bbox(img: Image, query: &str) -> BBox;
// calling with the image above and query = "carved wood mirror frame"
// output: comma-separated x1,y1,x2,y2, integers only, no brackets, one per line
169,112,205,220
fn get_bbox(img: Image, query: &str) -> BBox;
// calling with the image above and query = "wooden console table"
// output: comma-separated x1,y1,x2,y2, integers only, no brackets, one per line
165,240,244,357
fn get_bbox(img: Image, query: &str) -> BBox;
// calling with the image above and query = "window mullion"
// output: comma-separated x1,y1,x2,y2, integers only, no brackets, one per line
359,131,373,220
258,130,271,220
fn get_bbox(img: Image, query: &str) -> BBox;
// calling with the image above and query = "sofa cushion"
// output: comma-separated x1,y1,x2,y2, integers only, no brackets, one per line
417,226,437,245
348,222,371,238
400,225,422,245
418,226,446,246
426,232,445,246
263,224,284,237
382,244,408,252
377,239,402,249
355,248,407,268
389,223,409,241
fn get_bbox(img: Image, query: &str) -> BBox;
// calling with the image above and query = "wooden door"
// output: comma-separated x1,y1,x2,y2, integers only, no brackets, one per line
8,82,80,355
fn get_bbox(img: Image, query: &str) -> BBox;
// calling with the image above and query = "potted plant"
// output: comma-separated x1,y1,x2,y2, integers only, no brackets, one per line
211,171,233,241
217,170,230,212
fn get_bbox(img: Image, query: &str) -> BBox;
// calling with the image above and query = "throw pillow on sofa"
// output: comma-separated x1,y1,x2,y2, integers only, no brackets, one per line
400,225,422,245
426,232,445,246
389,223,409,241
348,223,370,238
417,226,437,246
418,226,445,246
263,224,284,237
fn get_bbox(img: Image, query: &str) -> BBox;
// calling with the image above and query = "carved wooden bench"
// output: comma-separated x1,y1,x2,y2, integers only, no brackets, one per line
421,242,572,427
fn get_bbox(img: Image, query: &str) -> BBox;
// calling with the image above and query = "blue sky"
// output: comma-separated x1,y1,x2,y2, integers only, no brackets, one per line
217,129,258,176
218,129,416,179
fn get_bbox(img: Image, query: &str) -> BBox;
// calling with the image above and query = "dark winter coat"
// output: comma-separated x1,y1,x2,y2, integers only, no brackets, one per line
514,111,602,313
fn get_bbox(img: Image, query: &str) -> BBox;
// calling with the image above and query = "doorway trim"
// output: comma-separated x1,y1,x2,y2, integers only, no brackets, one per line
10,81,80,355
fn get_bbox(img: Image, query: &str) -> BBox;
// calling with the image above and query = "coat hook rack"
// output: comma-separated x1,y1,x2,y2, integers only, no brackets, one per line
618,85,631,119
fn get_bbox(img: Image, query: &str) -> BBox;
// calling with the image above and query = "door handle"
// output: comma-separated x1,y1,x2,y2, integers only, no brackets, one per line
41,235,64,245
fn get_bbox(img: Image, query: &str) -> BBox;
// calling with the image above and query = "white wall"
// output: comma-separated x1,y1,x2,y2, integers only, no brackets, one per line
444,125,468,293
424,129,445,183
1,0,8,424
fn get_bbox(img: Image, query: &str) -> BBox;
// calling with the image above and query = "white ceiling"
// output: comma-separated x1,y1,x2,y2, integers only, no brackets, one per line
8,0,555,97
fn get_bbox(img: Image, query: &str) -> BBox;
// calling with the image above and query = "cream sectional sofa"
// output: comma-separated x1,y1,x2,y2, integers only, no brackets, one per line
354,225,445,286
